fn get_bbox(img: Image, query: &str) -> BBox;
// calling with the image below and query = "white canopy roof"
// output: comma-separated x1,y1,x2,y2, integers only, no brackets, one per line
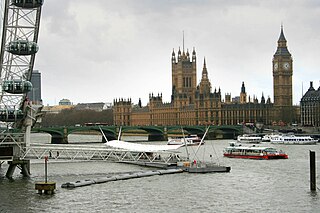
105,140,183,152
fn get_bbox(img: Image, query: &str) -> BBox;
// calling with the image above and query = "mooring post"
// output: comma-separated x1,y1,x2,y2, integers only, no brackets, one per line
35,156,56,194
310,150,316,191
45,156,48,183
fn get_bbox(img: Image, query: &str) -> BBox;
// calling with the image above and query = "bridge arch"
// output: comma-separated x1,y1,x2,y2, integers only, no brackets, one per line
121,126,166,141
33,126,117,144
209,125,242,139
68,126,117,142
32,127,67,144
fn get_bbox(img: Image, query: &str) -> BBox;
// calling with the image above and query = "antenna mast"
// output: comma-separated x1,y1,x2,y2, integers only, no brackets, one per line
182,30,185,52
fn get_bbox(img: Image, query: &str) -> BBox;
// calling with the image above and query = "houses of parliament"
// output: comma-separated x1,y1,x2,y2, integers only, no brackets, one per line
113,27,299,126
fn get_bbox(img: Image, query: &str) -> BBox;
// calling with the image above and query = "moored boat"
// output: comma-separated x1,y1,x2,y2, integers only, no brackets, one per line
223,142,288,160
167,135,204,146
237,134,262,143
178,126,231,173
270,134,318,145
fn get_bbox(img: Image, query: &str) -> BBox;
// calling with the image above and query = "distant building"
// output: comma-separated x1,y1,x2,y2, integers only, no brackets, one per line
59,98,72,105
300,81,320,127
113,26,297,126
42,105,74,114
75,102,112,111
28,70,42,104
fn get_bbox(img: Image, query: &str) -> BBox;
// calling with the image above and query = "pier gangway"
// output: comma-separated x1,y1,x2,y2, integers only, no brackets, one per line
21,143,184,166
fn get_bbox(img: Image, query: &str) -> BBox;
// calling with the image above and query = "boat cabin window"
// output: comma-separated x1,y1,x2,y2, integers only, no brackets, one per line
264,148,277,153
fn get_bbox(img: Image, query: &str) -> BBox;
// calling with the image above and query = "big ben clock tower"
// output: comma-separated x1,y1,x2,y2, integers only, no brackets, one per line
272,25,293,123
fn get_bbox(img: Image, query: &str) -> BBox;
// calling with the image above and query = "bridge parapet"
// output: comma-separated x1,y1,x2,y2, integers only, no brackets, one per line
32,126,117,143
32,125,243,143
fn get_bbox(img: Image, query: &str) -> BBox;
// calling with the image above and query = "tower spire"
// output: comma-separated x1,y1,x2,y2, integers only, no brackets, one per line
278,24,286,42
274,25,291,56
198,57,211,95
202,57,208,79
182,30,185,53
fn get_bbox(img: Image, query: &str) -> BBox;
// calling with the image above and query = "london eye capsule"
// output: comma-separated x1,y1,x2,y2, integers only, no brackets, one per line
2,80,33,94
6,40,39,55
11,0,44,8
0,109,24,122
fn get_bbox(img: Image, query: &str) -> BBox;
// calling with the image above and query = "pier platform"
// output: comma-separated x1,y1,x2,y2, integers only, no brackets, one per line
61,169,183,188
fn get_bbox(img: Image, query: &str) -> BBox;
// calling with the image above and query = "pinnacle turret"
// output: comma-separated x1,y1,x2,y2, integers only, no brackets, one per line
201,58,208,80
241,82,246,93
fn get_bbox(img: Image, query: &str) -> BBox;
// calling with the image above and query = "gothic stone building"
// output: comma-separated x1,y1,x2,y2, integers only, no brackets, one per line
113,27,295,126
300,82,320,127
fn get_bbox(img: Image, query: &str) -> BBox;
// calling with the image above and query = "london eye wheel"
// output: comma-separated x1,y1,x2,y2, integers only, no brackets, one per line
0,0,43,129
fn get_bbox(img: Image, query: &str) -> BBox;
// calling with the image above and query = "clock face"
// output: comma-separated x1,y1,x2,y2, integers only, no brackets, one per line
274,62,278,71
283,62,290,70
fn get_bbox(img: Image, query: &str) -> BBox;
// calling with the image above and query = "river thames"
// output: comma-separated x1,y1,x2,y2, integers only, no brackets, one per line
0,134,319,212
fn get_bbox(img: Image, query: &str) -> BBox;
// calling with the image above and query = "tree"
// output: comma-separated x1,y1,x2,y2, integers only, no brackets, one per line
41,108,113,127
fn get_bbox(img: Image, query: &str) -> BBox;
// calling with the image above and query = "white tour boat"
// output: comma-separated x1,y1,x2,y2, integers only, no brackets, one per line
270,134,318,145
237,134,262,143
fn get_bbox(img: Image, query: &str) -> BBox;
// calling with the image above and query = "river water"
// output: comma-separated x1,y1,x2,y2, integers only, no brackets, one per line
0,133,319,213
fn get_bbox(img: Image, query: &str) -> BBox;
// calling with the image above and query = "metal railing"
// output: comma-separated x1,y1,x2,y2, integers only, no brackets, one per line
21,143,184,164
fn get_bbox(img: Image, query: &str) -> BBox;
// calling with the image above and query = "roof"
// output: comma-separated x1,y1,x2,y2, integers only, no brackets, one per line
59,98,71,102
301,85,320,102
274,26,291,56
278,26,287,42
75,102,108,110
105,140,183,152
43,105,74,113
225,146,275,151
274,47,291,56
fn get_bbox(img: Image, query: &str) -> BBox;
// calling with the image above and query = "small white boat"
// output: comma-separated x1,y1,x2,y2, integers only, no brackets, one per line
237,134,262,143
167,135,204,146
270,134,318,145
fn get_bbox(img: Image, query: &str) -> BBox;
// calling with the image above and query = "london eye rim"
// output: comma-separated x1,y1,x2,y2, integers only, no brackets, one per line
0,0,42,126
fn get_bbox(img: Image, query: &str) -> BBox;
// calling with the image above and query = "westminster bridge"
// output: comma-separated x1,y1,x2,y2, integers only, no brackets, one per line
31,125,244,144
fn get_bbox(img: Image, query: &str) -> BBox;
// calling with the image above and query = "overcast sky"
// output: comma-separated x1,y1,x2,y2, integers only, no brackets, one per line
34,0,320,106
